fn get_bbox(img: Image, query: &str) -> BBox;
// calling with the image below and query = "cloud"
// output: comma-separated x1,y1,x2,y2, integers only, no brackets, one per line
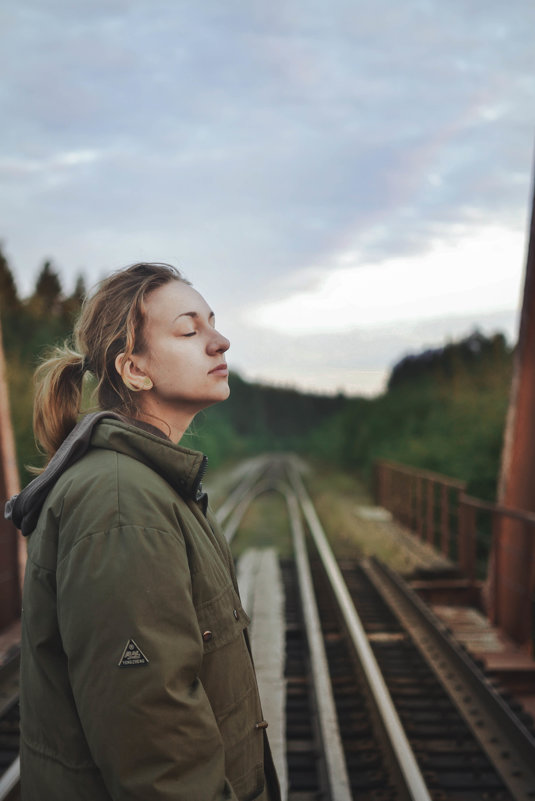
247,223,525,335
0,149,102,177
227,305,518,397
0,0,533,390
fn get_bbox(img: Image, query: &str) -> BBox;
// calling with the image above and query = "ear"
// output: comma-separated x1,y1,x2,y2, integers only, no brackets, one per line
115,353,149,392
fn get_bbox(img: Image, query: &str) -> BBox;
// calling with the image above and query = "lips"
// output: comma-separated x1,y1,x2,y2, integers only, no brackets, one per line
208,363,228,376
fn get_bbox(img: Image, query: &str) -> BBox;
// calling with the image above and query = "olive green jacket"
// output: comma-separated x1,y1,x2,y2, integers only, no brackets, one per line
14,417,280,801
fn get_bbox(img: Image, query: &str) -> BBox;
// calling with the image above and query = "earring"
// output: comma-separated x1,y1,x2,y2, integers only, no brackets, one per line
142,376,153,390
122,377,141,392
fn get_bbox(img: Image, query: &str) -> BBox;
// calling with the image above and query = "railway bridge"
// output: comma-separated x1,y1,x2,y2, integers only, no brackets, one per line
1,187,535,799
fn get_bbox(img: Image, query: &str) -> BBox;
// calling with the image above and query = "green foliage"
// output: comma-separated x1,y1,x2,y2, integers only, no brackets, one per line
185,373,346,468
0,248,85,483
34,261,61,304
0,242,514,505
303,331,512,500
0,244,19,312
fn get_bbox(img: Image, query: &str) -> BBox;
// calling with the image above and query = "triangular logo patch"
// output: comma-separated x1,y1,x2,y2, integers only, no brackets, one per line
118,638,149,667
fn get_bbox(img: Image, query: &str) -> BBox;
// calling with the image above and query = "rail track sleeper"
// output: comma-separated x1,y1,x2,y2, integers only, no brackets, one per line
361,556,535,799
7,454,535,800
286,492,353,801
288,465,433,801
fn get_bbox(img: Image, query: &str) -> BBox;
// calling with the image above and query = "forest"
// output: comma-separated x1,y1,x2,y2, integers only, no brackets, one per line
0,246,513,501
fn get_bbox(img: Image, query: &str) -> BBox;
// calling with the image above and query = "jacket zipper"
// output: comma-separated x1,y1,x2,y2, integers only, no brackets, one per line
192,455,208,501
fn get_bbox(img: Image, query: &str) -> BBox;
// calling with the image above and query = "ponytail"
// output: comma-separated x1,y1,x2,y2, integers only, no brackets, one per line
31,262,187,465
33,345,87,463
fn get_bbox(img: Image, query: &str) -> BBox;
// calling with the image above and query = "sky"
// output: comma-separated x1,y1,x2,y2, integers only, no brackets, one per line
1,0,534,396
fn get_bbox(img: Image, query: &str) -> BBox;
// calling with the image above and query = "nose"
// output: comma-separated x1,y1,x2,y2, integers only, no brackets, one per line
208,328,230,355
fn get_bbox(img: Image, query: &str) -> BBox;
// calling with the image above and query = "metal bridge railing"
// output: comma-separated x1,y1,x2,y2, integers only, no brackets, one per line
374,459,467,566
375,459,535,647
459,494,535,643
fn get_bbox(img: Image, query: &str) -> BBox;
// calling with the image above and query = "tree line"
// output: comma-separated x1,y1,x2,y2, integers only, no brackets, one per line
0,244,513,502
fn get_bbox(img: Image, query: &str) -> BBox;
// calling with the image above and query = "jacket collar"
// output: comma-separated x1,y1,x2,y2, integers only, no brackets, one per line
5,413,207,535
91,418,207,501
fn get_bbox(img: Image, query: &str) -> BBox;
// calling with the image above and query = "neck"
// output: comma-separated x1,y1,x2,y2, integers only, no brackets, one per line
134,399,197,444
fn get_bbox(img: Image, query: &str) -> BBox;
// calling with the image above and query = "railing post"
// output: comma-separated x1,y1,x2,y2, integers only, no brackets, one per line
426,479,435,547
0,318,21,628
408,473,414,530
459,499,477,584
488,512,502,625
440,484,450,558
416,476,423,540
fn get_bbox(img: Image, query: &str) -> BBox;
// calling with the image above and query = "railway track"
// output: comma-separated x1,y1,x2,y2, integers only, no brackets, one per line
0,652,20,801
219,455,535,800
3,453,535,799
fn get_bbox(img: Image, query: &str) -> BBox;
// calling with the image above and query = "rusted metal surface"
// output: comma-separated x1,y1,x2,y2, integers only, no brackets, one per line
375,460,535,652
0,321,21,631
363,556,535,801
431,602,535,702
462,495,535,646
375,460,467,567
492,175,535,647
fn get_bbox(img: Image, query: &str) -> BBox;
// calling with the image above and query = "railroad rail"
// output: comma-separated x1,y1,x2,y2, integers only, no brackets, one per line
0,652,19,801
218,454,535,800
3,454,535,800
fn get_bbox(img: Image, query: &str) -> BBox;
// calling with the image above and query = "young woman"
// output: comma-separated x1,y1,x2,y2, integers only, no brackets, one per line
6,263,280,801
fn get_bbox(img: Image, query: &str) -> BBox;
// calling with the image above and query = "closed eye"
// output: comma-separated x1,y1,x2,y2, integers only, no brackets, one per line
183,332,197,337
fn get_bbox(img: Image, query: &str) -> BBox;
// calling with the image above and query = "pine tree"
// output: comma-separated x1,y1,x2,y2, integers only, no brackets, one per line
30,260,63,316
62,273,86,321
0,243,19,312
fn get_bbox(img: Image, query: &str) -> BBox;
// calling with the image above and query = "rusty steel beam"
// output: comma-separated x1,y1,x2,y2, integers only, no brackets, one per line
0,317,21,630
491,167,535,646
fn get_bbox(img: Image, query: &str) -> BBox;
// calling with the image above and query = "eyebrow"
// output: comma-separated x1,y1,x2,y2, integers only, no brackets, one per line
174,310,215,322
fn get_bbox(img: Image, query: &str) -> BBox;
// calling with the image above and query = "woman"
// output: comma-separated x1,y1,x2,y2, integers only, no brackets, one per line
6,263,280,801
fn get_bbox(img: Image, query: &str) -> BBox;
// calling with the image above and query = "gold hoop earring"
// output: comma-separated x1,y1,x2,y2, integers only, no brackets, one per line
142,376,153,390
122,377,141,392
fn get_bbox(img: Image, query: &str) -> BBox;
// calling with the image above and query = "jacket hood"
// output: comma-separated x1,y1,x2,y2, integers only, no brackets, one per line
5,412,124,536
4,412,207,536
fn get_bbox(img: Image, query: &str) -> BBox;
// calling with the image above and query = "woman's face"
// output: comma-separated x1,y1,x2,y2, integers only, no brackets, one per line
132,280,230,436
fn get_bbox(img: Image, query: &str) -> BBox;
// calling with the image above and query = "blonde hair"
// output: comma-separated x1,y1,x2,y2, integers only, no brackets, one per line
33,262,189,461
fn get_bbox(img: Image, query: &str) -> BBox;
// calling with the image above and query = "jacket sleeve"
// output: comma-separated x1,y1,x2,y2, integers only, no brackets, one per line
56,523,239,801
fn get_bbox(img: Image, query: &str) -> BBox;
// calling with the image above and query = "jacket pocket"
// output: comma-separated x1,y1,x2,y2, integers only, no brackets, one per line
195,581,250,654
217,682,265,801
196,583,265,801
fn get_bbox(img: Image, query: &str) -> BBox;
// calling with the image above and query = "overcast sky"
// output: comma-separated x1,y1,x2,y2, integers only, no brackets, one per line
1,0,533,395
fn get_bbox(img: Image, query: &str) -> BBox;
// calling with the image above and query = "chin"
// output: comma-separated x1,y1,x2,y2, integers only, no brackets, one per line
198,387,230,409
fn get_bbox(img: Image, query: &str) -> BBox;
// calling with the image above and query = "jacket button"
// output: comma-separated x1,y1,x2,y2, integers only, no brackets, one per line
233,609,239,620
202,630,213,642
255,720,269,730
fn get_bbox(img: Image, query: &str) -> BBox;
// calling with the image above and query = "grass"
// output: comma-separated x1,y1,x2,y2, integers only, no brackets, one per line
229,490,294,560
212,456,452,575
